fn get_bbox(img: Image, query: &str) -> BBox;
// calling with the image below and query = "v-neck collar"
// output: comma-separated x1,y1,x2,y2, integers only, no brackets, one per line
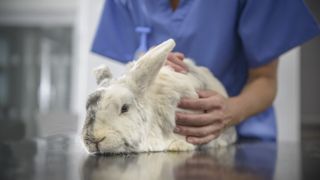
147,0,194,21
167,0,194,21
141,0,195,41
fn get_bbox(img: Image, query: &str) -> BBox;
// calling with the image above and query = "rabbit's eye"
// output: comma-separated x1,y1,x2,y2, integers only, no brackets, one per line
121,104,129,113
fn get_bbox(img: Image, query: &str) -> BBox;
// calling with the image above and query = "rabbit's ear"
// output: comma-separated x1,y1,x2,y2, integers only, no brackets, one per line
127,39,176,94
94,65,112,85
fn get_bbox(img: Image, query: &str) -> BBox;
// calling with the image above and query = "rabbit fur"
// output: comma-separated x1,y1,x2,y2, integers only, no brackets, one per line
82,39,237,154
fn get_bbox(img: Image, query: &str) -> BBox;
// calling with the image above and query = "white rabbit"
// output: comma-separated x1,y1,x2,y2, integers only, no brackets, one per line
82,39,237,154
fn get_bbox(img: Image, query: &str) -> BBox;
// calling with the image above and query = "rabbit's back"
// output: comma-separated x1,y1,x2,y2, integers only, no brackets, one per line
145,59,237,150
150,58,228,103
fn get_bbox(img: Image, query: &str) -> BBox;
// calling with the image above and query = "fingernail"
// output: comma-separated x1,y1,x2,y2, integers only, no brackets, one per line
181,70,187,74
174,127,180,133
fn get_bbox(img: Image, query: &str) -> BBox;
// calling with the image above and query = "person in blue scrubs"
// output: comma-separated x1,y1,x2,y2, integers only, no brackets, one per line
92,0,320,143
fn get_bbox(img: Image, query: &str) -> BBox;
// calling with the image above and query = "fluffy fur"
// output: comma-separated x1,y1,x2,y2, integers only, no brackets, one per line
82,39,236,154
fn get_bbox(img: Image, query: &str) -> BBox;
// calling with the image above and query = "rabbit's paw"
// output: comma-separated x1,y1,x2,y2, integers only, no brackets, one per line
167,140,195,151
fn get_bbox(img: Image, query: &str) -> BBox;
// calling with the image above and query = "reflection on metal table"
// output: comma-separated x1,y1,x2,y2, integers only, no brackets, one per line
0,135,319,180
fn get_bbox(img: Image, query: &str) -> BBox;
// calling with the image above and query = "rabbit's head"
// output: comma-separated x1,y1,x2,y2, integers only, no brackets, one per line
82,39,176,154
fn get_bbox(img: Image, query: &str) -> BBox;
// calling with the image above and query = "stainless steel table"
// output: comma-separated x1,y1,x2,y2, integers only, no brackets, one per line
0,135,319,180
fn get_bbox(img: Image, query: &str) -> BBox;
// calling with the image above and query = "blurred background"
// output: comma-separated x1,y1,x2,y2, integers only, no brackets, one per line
0,0,319,142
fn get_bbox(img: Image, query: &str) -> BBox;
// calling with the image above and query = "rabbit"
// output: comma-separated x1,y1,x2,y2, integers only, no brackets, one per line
82,39,237,154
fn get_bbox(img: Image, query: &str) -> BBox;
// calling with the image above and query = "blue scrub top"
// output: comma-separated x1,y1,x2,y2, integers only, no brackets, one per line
92,0,320,140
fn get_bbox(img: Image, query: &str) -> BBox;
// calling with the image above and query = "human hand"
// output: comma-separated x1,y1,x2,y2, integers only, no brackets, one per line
174,90,233,145
165,52,188,73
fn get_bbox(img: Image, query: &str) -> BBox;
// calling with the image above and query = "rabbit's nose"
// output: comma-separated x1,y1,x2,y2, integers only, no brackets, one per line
87,136,106,144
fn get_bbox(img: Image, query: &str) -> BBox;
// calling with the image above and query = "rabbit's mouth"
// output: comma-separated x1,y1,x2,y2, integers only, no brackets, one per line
84,137,139,154
97,141,139,154
85,141,119,154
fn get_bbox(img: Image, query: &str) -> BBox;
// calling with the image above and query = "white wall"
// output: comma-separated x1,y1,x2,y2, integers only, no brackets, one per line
75,0,126,130
0,0,77,26
85,0,126,94
275,48,301,142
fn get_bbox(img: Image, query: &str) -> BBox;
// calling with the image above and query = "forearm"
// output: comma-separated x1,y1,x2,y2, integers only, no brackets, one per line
227,75,277,126
226,60,279,126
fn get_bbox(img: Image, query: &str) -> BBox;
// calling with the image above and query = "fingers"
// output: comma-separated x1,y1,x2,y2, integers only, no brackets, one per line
176,111,224,126
173,52,184,61
166,52,188,73
175,110,225,143
174,122,224,138
166,61,187,73
178,96,224,110
168,52,185,62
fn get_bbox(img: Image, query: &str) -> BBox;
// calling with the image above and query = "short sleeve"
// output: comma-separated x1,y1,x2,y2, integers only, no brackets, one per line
91,0,138,63
239,0,320,68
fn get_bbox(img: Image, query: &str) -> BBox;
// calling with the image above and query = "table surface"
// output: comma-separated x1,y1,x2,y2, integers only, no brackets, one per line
0,135,319,180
